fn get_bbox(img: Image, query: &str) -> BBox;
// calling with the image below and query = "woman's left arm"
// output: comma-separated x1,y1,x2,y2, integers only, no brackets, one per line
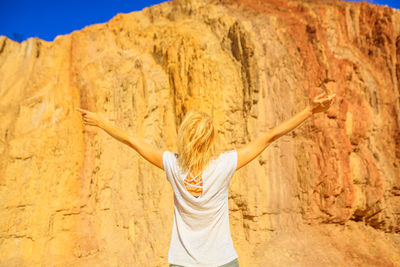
267,92,336,142
76,108,164,170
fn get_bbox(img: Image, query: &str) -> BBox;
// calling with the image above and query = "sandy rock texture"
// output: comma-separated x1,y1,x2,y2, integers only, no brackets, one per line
1,0,400,266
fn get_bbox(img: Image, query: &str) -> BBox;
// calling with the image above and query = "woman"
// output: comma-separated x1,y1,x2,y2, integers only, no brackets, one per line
76,91,336,267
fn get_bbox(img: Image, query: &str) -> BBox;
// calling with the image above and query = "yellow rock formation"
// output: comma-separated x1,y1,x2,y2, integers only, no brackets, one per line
1,0,400,266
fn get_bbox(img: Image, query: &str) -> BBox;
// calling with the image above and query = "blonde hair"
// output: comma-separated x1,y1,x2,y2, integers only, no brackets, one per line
177,109,217,177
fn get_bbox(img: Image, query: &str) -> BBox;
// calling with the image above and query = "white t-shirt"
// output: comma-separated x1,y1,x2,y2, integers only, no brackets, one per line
163,149,238,267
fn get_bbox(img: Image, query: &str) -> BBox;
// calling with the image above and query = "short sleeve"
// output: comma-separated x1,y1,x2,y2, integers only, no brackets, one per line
163,150,176,184
218,149,237,184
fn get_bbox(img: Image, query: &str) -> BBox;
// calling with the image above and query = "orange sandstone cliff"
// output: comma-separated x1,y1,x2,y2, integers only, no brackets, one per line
0,0,400,266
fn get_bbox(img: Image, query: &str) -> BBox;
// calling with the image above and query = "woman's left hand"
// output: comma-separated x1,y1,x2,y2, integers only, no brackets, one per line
309,92,336,114
76,107,104,127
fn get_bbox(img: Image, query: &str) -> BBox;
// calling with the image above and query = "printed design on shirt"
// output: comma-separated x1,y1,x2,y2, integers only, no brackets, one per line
174,153,203,197
184,173,203,197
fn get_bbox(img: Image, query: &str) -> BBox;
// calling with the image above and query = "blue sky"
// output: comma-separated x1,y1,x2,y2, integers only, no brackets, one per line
347,0,399,9
0,0,169,42
0,0,398,43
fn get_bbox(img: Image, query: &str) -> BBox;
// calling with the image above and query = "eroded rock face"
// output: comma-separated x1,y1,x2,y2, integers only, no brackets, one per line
0,0,399,266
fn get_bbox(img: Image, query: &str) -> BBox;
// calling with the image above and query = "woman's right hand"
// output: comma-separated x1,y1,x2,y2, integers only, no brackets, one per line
76,107,104,128
309,92,336,114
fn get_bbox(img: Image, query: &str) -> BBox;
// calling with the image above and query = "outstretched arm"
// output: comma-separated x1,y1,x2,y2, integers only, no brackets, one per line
76,108,164,170
236,92,336,171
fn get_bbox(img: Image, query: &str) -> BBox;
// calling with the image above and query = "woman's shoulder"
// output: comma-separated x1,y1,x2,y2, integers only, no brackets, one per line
219,149,236,157
163,151,179,165
209,149,236,164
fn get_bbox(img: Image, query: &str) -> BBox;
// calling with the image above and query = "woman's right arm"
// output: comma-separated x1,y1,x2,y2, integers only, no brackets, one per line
236,92,336,171
76,107,164,170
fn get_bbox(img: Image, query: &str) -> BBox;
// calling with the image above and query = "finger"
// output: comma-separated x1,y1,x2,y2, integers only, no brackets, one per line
76,107,87,114
326,95,336,101
314,98,325,103
78,108,92,115
315,92,326,99
319,96,334,102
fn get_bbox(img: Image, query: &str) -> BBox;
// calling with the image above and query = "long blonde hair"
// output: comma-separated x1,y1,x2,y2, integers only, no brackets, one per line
177,109,217,178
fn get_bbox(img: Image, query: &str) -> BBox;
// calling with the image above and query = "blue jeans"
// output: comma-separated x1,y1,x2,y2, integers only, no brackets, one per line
169,258,239,267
